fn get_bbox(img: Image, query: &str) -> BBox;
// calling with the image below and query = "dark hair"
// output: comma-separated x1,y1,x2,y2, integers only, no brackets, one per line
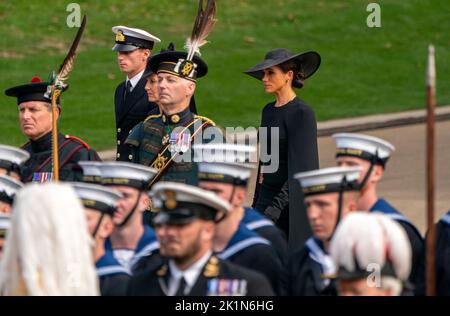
278,60,305,89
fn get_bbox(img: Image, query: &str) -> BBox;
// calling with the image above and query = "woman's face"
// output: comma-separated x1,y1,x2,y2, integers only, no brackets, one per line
261,66,292,93
145,74,160,103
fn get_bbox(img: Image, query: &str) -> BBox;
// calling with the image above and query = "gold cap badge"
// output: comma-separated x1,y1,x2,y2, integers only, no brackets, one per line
164,190,177,209
116,30,126,43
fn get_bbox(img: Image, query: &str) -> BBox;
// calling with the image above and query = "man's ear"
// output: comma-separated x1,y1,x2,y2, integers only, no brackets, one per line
186,81,196,97
143,49,151,59
100,217,114,239
233,186,247,207
371,165,383,183
140,193,150,209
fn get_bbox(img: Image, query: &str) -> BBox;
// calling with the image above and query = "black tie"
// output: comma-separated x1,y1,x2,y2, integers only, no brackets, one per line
123,81,132,102
174,276,187,296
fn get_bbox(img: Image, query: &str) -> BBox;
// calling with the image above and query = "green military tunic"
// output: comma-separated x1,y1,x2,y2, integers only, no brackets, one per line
125,106,221,186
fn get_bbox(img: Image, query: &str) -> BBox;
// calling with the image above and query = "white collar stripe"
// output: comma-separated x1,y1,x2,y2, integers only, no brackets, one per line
218,237,270,259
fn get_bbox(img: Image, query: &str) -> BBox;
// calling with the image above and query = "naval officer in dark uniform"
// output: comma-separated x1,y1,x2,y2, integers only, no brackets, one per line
127,182,274,296
112,26,161,161
4,77,100,183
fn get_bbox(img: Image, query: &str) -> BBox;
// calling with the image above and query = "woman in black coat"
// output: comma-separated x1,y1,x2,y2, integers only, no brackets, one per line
245,48,321,249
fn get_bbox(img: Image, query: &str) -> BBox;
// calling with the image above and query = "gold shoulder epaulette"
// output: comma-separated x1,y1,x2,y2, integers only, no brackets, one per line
144,113,162,123
194,115,216,127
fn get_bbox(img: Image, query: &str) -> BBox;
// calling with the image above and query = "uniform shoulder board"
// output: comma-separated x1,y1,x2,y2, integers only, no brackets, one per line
65,135,91,149
144,113,162,123
194,115,216,127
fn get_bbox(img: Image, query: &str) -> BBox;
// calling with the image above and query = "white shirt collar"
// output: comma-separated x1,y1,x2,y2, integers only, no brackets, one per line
126,69,145,92
168,250,213,296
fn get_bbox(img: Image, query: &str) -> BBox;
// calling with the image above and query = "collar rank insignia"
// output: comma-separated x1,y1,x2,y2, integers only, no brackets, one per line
156,264,168,277
116,30,126,43
203,256,219,278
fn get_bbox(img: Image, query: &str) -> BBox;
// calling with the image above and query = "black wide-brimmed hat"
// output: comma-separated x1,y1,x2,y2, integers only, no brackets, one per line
5,76,68,105
244,48,321,81
147,51,208,82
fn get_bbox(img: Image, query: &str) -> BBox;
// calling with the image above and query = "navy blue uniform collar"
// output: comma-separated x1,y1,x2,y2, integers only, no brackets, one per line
217,223,270,260
96,250,131,277
106,224,159,268
242,207,275,230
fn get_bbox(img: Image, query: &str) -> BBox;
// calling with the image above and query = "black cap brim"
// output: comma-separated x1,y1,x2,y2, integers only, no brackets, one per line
112,44,139,52
5,81,68,105
153,211,198,226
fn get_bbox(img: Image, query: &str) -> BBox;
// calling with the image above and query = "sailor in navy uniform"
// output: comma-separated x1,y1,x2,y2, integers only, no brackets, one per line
0,145,30,181
0,175,23,214
333,133,425,295
0,214,11,259
71,181,130,296
4,77,101,183
98,162,160,273
433,211,450,296
128,182,274,296
330,212,412,296
194,143,288,265
112,26,161,161
190,144,283,294
286,166,362,295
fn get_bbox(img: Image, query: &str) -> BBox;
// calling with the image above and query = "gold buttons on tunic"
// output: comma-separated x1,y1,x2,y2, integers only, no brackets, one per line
171,115,180,123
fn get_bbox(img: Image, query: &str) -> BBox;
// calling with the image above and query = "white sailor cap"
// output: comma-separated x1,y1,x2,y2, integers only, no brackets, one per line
70,182,122,216
193,143,257,186
98,161,157,190
150,182,231,225
332,133,395,167
0,175,24,204
0,213,11,237
0,144,30,174
112,25,161,52
294,166,362,196
78,161,102,184
330,212,411,282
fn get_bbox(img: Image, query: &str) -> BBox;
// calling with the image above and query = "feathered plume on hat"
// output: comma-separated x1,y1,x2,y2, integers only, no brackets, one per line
173,0,217,79
184,0,217,60
148,0,216,81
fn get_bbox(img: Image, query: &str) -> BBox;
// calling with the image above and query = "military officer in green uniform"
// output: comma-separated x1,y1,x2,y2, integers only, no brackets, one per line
125,50,222,187
4,77,100,183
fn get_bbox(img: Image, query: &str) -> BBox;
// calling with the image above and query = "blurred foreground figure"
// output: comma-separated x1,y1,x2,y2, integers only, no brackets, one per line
330,212,412,296
0,183,99,295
